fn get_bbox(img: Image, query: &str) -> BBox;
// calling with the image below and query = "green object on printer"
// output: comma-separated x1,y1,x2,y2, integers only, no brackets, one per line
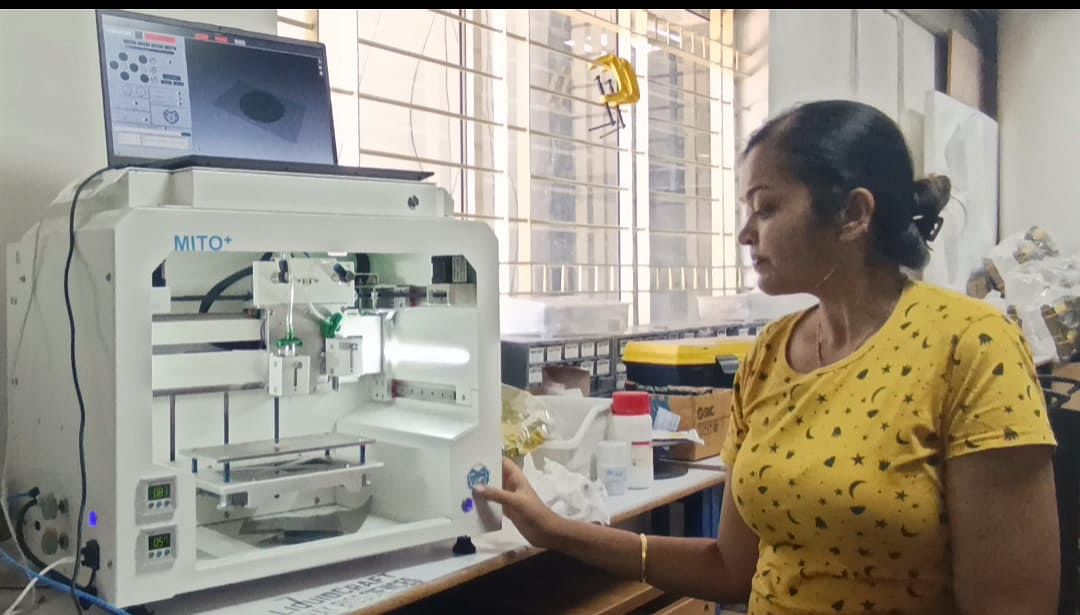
322,313,344,339
276,333,304,350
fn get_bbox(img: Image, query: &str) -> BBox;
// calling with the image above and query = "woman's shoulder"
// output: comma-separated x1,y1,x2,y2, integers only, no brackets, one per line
739,307,809,375
907,280,986,306
906,280,1005,324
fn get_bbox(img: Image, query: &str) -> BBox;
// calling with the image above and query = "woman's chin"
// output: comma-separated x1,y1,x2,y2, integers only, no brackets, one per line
756,274,798,296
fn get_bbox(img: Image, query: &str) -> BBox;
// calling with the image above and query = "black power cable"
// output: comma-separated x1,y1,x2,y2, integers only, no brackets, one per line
13,497,96,595
197,267,257,314
14,499,49,570
197,252,273,314
57,165,279,611
63,167,112,614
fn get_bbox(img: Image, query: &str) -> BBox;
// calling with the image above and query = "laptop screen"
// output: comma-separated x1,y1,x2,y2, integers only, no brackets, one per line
96,10,337,167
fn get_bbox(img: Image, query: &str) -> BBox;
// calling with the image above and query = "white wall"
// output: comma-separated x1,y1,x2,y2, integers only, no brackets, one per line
731,9,939,288
999,10,1080,253
734,9,769,154
0,10,277,452
765,9,937,175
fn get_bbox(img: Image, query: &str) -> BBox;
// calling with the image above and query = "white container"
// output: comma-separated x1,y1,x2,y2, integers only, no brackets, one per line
610,391,653,490
696,291,817,324
610,413,652,444
626,443,653,490
596,440,631,496
530,396,612,479
500,295,630,337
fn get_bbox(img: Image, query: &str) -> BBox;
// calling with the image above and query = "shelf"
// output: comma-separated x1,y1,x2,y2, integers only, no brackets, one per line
184,433,374,465
406,551,664,614
189,460,383,502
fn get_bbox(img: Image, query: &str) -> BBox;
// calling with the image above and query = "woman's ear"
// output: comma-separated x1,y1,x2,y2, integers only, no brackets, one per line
838,188,875,242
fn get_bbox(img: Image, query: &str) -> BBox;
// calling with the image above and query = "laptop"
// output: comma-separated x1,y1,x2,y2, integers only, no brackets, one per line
95,10,431,182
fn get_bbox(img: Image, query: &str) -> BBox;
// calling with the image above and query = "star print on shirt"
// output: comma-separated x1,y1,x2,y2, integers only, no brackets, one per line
723,282,1056,615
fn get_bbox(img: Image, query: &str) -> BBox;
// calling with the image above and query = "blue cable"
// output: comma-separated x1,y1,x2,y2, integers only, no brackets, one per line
5,491,38,506
0,545,130,615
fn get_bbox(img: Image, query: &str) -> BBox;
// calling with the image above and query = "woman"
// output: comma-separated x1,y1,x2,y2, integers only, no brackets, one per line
476,100,1060,614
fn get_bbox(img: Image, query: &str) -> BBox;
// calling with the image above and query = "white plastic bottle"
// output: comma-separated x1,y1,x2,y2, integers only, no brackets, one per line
611,391,653,489
596,440,632,496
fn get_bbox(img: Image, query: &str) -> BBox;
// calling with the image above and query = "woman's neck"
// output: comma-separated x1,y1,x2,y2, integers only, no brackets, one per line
816,264,906,348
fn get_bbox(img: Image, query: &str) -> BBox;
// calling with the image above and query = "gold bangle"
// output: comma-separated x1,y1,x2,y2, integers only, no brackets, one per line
639,533,648,584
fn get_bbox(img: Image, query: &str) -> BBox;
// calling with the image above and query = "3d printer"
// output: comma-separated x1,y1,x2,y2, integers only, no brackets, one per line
4,166,502,606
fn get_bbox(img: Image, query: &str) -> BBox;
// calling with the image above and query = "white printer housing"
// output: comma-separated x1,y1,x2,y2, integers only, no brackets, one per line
4,167,502,606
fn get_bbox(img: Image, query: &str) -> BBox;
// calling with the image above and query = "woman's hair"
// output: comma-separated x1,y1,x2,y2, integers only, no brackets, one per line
744,100,950,269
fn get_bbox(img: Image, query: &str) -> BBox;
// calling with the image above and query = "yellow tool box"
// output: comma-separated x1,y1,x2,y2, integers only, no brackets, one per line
621,336,753,388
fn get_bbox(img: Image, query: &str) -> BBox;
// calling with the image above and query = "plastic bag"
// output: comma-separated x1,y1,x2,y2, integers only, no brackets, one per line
983,226,1059,294
988,245,1080,363
1004,258,1080,363
964,227,1080,363
501,385,552,460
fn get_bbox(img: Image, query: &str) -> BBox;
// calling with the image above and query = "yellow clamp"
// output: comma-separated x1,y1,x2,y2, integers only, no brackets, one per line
591,54,640,107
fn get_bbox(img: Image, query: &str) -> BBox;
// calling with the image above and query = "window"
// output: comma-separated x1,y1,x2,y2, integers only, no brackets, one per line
279,9,740,325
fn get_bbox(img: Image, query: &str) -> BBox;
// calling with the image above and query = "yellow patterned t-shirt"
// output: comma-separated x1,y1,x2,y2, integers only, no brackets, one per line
722,281,1056,615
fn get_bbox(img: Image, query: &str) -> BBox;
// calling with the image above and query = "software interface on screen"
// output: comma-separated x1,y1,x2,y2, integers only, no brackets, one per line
97,11,336,166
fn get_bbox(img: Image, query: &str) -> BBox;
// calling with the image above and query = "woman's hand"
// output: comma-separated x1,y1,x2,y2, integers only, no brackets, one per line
474,457,564,548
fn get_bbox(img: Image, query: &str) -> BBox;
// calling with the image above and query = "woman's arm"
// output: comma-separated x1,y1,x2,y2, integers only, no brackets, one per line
476,458,759,604
948,446,1059,615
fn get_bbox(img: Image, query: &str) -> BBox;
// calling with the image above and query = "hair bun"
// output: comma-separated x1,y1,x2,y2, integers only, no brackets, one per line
912,174,951,241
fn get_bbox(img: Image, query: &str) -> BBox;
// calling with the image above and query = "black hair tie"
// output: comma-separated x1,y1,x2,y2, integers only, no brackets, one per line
911,212,944,243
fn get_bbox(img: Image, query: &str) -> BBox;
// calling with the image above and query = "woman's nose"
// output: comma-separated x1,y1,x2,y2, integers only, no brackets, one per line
738,219,755,246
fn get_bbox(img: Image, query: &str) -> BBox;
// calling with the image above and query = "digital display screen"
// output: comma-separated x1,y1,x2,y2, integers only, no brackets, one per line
97,10,336,166
148,483,171,501
148,532,171,551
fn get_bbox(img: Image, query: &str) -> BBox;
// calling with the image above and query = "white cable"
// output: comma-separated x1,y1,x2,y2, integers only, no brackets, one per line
287,280,296,337
0,547,125,615
308,302,332,321
4,221,48,533
408,15,438,175
446,14,461,198
8,220,46,379
356,10,384,91
4,555,75,615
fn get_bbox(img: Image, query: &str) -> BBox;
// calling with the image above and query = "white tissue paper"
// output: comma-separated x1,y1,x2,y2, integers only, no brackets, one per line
652,429,706,447
474,455,610,551
523,454,609,525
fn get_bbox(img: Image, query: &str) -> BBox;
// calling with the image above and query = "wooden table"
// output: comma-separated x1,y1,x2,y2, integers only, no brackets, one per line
9,460,726,615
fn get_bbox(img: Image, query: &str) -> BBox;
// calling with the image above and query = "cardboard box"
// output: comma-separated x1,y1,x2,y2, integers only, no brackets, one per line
1050,362,1080,413
645,386,732,461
